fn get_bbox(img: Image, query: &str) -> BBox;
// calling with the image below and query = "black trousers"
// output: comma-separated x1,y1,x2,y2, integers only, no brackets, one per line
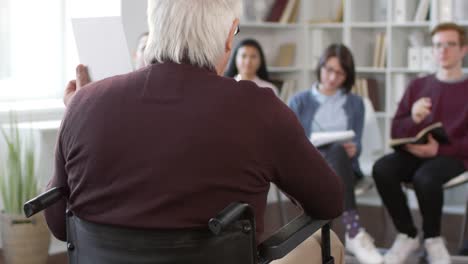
372,151,465,239
319,143,357,210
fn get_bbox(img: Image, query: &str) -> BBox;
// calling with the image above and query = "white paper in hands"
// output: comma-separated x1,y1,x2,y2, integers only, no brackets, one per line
72,16,133,81
310,130,356,147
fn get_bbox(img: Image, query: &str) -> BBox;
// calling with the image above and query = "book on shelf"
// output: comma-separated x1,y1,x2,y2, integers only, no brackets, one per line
308,0,344,23
287,0,300,23
266,0,288,22
266,0,300,23
372,33,386,68
272,79,297,103
273,43,296,67
414,0,430,21
310,130,355,147
278,0,297,24
389,122,449,148
351,78,381,111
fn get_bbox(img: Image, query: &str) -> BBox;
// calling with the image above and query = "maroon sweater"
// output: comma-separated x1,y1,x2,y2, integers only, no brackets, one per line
392,74,468,169
45,62,344,241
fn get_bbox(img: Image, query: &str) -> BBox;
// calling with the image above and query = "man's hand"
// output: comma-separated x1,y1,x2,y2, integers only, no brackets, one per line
63,64,91,107
405,134,439,158
342,142,357,158
411,97,431,124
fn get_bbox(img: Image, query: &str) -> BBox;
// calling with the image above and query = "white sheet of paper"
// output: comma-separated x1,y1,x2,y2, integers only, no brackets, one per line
309,130,355,147
72,16,133,81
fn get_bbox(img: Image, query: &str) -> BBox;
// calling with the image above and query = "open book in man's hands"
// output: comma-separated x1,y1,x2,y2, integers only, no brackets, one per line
310,130,356,147
389,122,449,148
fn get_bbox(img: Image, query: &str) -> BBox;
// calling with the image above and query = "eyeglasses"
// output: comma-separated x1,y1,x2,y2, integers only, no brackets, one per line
432,41,460,50
322,65,346,78
234,25,240,36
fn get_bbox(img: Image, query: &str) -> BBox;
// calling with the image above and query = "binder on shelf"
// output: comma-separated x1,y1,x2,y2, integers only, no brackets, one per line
408,47,421,70
420,46,434,71
438,0,453,22
394,0,417,23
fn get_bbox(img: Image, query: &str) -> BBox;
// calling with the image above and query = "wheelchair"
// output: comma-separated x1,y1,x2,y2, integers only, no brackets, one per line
24,187,335,264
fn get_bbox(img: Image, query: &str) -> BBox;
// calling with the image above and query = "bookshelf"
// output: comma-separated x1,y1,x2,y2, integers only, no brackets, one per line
237,0,468,208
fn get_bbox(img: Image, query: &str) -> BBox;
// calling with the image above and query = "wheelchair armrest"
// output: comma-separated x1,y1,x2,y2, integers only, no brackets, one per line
258,214,330,262
208,202,254,235
23,187,65,218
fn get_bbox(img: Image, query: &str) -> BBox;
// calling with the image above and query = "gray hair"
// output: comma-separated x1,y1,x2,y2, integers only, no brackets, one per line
145,0,242,69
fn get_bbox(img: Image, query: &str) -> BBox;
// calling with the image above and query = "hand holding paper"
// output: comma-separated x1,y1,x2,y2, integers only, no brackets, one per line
64,64,91,106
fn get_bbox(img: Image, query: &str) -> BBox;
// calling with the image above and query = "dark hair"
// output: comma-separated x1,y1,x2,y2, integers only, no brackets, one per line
431,22,467,45
315,43,355,93
224,38,270,81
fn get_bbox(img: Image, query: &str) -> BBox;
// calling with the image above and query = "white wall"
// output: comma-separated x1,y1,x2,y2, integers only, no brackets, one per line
121,0,148,57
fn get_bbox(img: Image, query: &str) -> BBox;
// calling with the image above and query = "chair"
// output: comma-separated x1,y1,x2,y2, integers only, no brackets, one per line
403,171,468,249
24,187,335,264
354,97,382,197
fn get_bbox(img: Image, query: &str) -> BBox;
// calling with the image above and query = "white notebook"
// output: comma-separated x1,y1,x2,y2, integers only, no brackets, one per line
72,16,133,81
310,130,355,147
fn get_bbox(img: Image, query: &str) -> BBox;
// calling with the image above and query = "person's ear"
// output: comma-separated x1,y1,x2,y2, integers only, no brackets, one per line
462,44,468,57
225,18,239,53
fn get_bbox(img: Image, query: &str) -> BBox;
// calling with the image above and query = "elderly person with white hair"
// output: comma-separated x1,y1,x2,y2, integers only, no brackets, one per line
47,1,345,263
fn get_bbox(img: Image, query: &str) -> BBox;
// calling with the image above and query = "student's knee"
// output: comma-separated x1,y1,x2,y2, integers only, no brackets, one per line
328,143,348,160
372,156,396,184
412,171,440,192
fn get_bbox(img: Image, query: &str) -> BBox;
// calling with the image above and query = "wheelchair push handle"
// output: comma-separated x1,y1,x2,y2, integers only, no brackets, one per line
208,202,254,235
24,187,65,218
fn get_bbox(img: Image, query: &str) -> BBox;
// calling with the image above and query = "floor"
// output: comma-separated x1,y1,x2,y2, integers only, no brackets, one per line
1,202,467,263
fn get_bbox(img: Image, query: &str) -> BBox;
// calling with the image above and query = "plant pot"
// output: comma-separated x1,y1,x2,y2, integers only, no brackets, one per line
1,212,50,264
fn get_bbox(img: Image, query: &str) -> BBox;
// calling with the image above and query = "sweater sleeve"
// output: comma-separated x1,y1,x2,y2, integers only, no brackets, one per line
391,80,421,138
270,101,344,219
438,134,468,159
43,127,69,241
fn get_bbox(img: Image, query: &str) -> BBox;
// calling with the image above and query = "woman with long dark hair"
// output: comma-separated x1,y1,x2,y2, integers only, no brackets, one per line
289,44,383,264
225,38,278,94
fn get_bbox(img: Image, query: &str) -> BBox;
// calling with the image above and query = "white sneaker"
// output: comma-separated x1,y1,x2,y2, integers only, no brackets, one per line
424,237,451,264
346,230,383,264
384,233,419,264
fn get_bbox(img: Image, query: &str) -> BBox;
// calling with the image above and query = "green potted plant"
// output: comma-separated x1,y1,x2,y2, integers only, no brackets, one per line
0,116,50,264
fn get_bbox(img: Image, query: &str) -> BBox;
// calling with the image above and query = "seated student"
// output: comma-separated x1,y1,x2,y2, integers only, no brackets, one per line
372,22,468,264
224,38,279,95
289,43,383,264
49,1,346,263
133,31,149,70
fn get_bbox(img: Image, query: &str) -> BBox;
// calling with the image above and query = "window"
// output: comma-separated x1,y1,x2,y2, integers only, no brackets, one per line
0,0,121,103
0,0,11,79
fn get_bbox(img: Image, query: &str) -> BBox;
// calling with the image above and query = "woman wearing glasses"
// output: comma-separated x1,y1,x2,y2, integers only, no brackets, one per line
289,44,383,264
224,38,279,95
